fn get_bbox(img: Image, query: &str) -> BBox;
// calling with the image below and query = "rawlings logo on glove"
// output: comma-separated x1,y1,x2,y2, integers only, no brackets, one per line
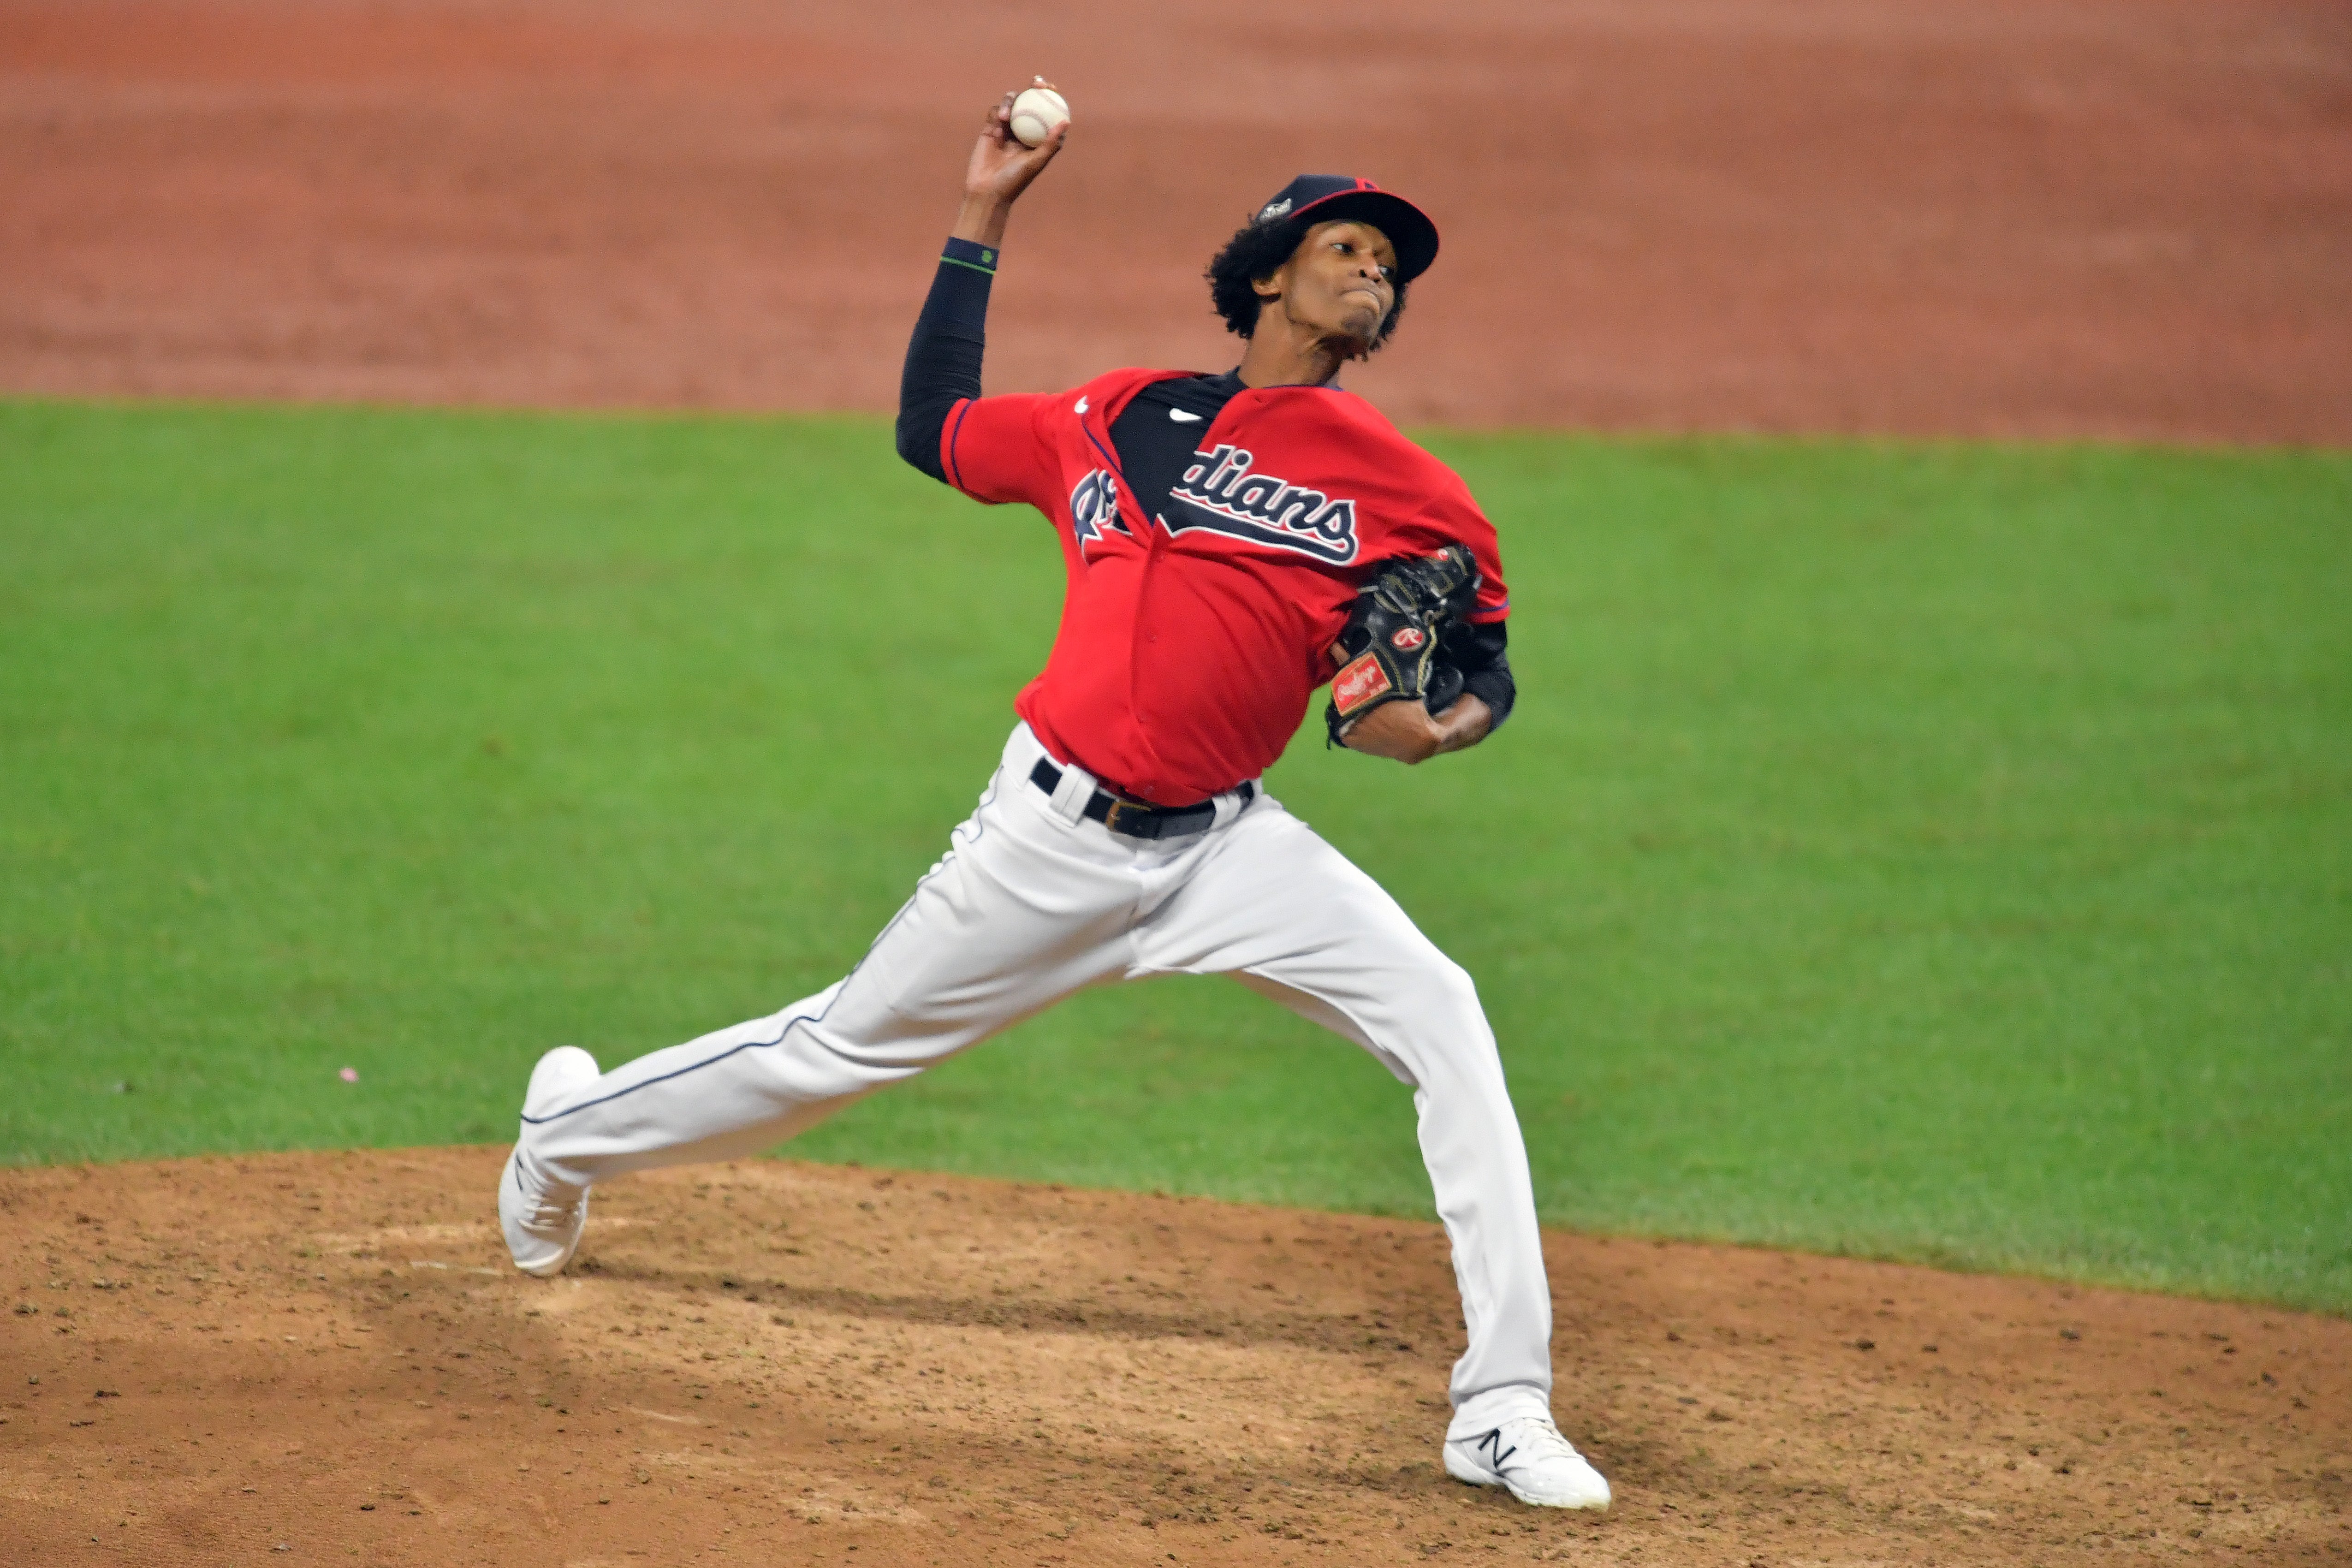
1324,543,1481,746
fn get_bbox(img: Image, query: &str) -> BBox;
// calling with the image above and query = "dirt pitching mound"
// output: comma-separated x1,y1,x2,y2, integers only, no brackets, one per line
2,1150,2345,1565
3,0,2350,443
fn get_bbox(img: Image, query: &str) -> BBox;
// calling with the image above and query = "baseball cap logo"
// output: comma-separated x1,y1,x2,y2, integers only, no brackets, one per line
1250,175,1441,281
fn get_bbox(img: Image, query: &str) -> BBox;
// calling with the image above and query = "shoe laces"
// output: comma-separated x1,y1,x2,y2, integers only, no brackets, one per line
511,1155,582,1230
524,1193,580,1229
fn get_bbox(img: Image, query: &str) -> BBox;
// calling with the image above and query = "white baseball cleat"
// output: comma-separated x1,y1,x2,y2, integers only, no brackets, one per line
498,1045,601,1278
1443,1415,1612,1510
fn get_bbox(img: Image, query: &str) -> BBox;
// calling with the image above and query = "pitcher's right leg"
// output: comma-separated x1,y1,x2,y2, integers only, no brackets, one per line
501,726,1140,1264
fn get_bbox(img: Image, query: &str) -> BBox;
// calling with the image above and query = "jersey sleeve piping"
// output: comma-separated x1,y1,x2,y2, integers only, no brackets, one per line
942,398,974,493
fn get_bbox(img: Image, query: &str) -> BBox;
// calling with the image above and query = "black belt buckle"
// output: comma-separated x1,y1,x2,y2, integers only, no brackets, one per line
1100,797,1161,838
1030,756,1250,840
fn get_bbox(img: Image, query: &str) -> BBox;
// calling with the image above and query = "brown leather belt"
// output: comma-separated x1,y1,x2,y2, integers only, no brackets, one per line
1029,759,1254,840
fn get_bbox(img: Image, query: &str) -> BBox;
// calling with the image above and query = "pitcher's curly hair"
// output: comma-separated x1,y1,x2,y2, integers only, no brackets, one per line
1205,215,1409,347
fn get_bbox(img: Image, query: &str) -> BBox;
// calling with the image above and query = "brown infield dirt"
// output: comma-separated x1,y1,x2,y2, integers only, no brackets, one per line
3,0,2350,443
2,1151,2346,1566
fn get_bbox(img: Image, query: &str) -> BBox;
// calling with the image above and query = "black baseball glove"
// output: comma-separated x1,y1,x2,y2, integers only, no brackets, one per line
1324,543,1482,746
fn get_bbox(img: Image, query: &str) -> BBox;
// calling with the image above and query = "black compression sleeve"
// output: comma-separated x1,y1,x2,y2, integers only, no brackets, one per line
1447,621,1518,731
895,238,999,482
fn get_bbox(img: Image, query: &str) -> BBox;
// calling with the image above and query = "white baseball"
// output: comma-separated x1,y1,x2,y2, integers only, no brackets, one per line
1009,86,1069,148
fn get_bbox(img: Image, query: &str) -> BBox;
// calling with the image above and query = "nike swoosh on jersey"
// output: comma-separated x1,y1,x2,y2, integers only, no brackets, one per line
1169,408,1203,422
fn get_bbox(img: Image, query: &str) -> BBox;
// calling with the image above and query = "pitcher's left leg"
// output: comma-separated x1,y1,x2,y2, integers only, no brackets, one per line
1137,800,1607,1507
1134,798,1554,1437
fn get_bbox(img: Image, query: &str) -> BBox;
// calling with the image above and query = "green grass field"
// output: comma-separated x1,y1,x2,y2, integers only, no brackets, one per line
3,398,2346,1313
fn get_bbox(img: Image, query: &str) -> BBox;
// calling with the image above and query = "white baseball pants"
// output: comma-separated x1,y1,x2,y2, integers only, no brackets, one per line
520,721,1555,1438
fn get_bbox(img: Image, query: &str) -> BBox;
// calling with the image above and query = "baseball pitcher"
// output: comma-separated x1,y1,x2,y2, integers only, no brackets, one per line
498,79,1610,1511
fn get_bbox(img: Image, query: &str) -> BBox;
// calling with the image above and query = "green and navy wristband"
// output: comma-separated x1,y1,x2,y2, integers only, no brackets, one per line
941,237,999,275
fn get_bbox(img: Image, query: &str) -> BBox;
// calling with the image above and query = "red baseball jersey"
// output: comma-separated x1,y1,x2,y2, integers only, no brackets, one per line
942,368,1510,806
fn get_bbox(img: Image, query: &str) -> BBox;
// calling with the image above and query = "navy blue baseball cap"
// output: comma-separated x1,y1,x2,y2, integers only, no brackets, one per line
1253,175,1441,280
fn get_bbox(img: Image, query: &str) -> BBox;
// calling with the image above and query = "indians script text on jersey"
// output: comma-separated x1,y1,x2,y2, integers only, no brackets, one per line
941,369,1509,806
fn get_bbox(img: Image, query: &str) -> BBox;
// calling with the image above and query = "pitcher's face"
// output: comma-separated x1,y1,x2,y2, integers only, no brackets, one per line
1259,220,1400,354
